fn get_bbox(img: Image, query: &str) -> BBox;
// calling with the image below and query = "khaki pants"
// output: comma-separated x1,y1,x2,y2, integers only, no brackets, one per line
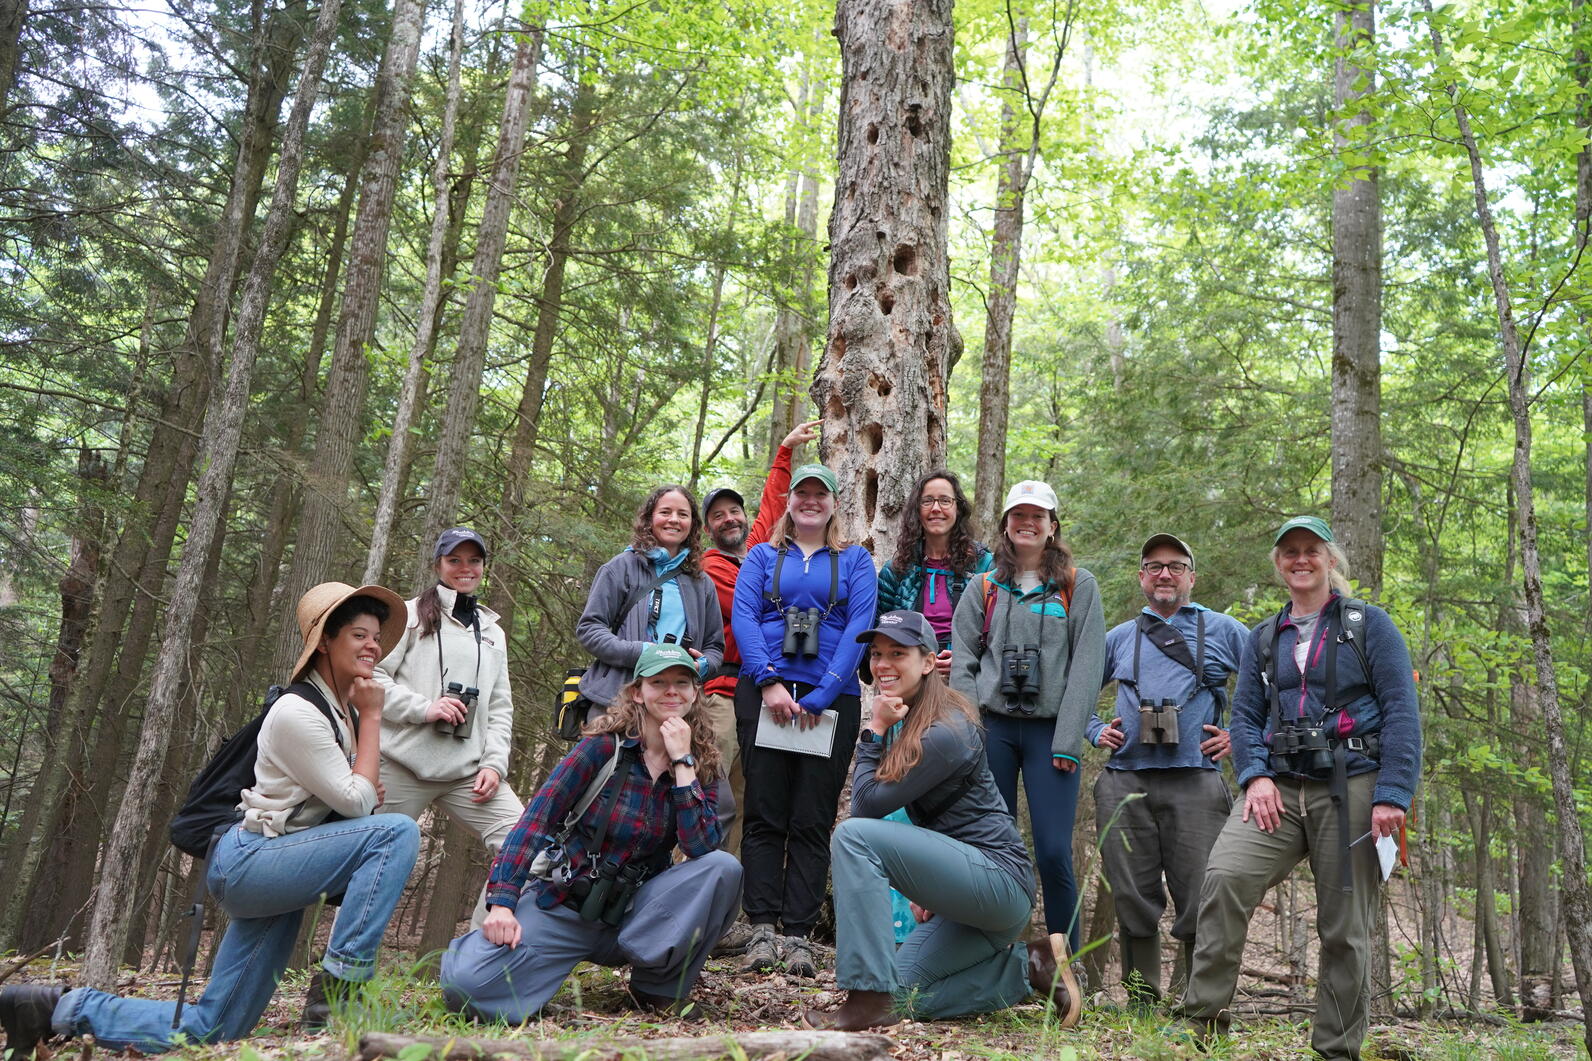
380,756,526,927
1179,771,1381,1060
702,691,744,856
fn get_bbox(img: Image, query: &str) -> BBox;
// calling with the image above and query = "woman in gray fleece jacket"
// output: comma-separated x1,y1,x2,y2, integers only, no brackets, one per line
951,481,1105,953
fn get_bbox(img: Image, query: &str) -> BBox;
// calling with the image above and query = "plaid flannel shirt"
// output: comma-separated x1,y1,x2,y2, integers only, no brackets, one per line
485,733,720,911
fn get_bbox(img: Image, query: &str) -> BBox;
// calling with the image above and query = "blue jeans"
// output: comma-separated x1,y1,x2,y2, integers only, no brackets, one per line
984,712,1082,949
54,815,420,1052
831,817,1034,1019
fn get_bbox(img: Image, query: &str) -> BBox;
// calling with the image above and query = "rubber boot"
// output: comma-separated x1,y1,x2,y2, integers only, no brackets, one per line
1121,931,1162,1007
802,990,900,1031
1167,938,1195,1001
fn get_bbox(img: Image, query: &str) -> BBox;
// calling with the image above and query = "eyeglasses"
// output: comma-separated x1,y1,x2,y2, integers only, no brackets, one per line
1141,561,1191,575
919,496,957,510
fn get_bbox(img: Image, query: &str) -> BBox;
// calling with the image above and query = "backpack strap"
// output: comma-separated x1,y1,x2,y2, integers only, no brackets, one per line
584,740,643,856
909,765,979,826
284,680,350,751
976,573,998,655
766,544,847,615
555,743,623,842
614,571,672,635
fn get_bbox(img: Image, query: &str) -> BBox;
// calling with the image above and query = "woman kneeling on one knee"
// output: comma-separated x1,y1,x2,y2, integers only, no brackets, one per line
1,583,422,1056
803,610,1080,1032
441,643,741,1021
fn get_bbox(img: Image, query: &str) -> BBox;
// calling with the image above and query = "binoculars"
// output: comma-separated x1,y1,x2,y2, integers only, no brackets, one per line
570,856,646,926
782,606,821,657
661,632,694,651
1138,698,1180,745
999,644,1041,703
435,681,479,739
1271,721,1335,776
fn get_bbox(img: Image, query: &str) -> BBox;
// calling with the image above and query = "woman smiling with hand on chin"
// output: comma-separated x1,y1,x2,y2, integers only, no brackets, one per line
574,486,725,726
803,610,1078,1032
440,643,740,1022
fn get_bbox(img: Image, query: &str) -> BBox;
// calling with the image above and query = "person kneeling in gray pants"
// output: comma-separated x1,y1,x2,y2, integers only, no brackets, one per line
441,644,741,1021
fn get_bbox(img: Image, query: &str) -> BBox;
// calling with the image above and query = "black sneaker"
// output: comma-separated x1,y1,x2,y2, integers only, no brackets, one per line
0,985,65,1060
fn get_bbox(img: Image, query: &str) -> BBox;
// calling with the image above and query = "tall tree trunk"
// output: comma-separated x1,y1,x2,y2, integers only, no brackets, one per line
768,66,824,458
0,1,304,948
689,160,743,493
814,0,958,555
491,62,596,628
1423,7,1592,1048
365,0,469,585
0,0,25,120
48,449,107,725
79,0,342,987
271,0,427,675
1329,0,1384,594
973,21,1028,536
1574,0,1592,636
414,23,543,587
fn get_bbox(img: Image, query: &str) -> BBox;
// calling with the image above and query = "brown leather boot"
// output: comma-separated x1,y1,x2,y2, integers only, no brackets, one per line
801,990,900,1031
1026,933,1081,1029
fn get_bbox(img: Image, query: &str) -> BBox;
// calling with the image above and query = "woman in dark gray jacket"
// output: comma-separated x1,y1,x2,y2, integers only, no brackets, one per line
574,484,725,723
803,610,1079,1032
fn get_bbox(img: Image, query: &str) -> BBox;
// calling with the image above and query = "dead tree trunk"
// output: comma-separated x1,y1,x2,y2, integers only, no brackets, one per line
78,0,343,988
271,0,427,675
414,22,543,587
365,0,469,585
1423,6,1592,1048
813,0,958,555
0,0,25,118
768,64,824,458
1328,0,1384,595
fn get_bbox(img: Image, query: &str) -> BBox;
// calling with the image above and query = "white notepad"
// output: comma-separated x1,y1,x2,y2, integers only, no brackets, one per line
754,706,839,758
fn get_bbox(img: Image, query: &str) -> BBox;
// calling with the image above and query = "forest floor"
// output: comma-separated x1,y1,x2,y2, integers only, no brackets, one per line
9,949,1587,1061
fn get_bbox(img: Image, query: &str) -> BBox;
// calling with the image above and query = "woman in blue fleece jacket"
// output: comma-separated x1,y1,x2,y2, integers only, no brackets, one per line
730,463,877,978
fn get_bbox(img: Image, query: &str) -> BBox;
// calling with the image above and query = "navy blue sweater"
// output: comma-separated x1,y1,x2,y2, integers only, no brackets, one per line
1229,595,1422,810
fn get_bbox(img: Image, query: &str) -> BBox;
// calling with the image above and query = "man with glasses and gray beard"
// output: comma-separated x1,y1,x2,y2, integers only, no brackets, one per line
1088,534,1247,1006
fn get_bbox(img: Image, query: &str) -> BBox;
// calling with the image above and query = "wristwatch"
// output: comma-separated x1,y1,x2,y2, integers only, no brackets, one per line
670,754,697,769
859,729,880,744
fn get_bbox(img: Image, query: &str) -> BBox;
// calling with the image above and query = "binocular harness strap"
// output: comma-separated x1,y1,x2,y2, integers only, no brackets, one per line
765,545,845,615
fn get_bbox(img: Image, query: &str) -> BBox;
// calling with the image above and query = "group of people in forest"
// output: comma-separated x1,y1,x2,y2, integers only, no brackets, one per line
0,421,1422,1061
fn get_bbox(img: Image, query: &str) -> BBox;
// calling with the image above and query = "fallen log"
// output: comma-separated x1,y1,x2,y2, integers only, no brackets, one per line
356,1029,896,1061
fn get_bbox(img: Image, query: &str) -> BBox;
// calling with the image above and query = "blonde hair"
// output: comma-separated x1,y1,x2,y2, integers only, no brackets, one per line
584,675,722,784
1270,540,1352,597
767,509,849,552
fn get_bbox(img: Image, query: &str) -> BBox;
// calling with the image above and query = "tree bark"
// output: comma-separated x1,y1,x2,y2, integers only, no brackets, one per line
768,66,824,459
271,0,427,675
414,22,542,589
1328,0,1384,595
814,0,958,555
1423,5,1592,1048
365,0,470,586
78,0,343,987
358,1031,896,1061
0,0,25,120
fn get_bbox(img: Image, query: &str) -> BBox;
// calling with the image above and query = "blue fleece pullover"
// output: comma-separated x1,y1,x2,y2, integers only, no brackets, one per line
730,541,878,713
1229,595,1422,810
1091,603,1249,771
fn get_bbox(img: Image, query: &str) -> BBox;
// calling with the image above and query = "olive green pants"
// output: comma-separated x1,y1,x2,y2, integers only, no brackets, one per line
1179,772,1381,1060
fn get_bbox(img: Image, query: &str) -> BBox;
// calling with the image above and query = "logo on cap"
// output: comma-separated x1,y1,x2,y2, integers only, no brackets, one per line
881,614,903,624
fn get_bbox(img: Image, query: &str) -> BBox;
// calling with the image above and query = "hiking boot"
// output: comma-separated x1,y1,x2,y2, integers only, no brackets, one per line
739,923,778,973
711,920,756,958
780,935,818,978
628,987,717,1021
1026,933,1082,1029
801,989,900,1031
300,969,358,1031
0,985,65,1060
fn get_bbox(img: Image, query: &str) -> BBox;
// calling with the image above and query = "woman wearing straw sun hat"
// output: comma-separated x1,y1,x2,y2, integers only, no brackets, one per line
0,583,421,1055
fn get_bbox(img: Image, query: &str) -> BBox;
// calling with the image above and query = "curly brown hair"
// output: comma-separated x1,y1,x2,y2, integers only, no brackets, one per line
890,469,982,577
992,508,1075,598
584,675,722,785
629,484,705,576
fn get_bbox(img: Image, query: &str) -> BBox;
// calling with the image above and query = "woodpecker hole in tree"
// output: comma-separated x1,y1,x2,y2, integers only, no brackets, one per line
877,290,895,315
904,105,924,138
893,244,917,275
869,372,892,398
866,123,878,145
862,422,883,454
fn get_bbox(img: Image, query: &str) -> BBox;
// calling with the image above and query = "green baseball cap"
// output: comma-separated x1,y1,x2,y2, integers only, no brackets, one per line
634,642,699,680
1273,515,1334,545
790,462,838,494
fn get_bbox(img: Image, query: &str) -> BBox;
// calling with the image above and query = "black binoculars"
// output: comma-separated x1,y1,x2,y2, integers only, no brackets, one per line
1271,721,1334,776
661,632,694,651
570,857,645,926
435,681,479,739
782,606,821,657
1138,698,1180,745
999,644,1041,702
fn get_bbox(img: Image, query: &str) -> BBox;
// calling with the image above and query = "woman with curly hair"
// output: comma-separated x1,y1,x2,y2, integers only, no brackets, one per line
877,470,993,674
441,643,741,1021
572,484,726,727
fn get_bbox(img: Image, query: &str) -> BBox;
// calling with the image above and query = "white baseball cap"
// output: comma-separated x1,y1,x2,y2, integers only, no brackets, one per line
1001,480,1058,519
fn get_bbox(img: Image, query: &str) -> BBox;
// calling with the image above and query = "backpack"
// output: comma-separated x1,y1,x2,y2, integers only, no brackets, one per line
169,681,346,859
1254,596,1376,724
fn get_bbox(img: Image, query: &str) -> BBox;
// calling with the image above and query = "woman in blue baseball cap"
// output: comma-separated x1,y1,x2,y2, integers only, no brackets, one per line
372,528,523,884
803,610,1077,1031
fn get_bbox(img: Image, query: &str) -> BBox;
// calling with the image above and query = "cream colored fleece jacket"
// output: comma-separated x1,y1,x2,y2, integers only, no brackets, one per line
239,671,377,837
374,585,514,782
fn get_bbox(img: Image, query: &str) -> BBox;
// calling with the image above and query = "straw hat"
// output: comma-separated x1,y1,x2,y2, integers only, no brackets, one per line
290,582,408,682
